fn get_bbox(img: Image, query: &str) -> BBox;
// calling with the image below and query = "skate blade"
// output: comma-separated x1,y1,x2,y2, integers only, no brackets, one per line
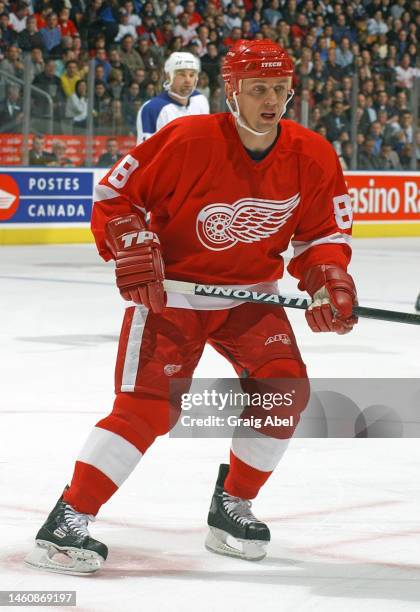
205,527,267,561
24,540,104,575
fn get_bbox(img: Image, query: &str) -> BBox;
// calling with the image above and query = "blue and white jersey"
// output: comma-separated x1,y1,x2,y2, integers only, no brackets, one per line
136,90,209,143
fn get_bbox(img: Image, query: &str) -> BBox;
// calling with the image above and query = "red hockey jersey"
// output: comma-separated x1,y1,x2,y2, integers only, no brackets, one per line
92,114,352,288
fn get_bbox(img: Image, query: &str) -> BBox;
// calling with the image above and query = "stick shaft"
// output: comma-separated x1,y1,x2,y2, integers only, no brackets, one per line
163,280,420,326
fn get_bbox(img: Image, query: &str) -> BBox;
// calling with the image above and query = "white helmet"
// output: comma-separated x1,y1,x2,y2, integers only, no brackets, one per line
164,52,200,88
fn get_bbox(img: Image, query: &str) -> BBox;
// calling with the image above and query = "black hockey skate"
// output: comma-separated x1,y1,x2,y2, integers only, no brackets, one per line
415,293,420,312
205,464,270,561
24,488,107,575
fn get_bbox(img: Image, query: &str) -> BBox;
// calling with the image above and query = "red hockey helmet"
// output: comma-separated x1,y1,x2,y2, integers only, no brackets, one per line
222,39,294,92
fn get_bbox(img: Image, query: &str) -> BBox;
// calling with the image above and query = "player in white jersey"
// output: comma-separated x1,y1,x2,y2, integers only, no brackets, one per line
136,51,209,143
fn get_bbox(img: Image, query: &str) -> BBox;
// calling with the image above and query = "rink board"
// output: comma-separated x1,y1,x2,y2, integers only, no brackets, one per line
0,168,419,244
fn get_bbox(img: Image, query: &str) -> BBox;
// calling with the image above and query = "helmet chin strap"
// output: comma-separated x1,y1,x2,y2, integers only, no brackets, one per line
164,75,198,102
227,89,295,137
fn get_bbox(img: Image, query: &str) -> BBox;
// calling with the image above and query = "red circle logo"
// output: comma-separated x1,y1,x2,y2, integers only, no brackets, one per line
0,174,20,221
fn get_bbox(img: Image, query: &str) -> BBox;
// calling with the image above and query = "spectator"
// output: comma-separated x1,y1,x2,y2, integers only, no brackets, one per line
325,47,344,81
65,79,87,130
196,70,210,101
48,140,73,167
324,101,351,143
390,0,406,20
223,26,242,48
115,8,138,43
58,8,78,38
28,134,54,165
193,24,209,57
333,14,352,43
224,4,242,32
0,13,17,47
32,59,65,126
29,47,45,77
340,140,354,170
54,49,76,77
162,1,181,26
399,143,412,170
395,110,414,145
9,3,29,34
40,13,61,56
357,137,381,169
121,81,142,130
96,137,122,167
173,12,196,46
290,14,309,40
118,34,144,75
123,1,141,30
369,121,384,155
109,98,126,134
395,53,420,90
335,36,354,69
95,48,112,82
201,42,220,89
276,20,291,47
263,0,282,27
93,79,112,132
109,48,132,84
310,56,327,82
108,67,125,99
183,0,203,31
130,67,147,94
283,0,298,25
17,15,44,52
60,60,82,97
374,90,395,117
309,106,322,130
367,10,388,38
137,36,161,71
378,142,402,170
0,83,23,132
0,44,24,78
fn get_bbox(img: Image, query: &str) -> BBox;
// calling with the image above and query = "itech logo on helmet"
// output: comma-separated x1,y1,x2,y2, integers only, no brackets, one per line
261,62,282,67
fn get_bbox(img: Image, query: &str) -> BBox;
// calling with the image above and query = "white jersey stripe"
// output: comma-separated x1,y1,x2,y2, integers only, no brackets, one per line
121,305,148,392
231,433,290,473
292,232,351,258
94,184,120,202
77,427,142,486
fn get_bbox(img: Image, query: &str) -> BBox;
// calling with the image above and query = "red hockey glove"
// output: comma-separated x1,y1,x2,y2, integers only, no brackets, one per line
105,214,165,313
303,265,358,334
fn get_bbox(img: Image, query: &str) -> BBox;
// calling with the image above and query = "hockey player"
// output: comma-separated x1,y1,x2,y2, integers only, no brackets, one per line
416,293,420,312
26,40,358,574
136,51,209,143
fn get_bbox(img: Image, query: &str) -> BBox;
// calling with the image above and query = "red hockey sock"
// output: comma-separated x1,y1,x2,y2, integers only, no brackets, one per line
224,451,272,500
63,461,118,515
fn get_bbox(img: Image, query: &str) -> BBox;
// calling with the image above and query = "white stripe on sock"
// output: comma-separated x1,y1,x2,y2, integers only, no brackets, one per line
77,427,142,486
231,432,290,473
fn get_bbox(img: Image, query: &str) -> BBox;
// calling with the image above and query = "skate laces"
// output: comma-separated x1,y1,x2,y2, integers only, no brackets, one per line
63,504,95,537
222,492,258,526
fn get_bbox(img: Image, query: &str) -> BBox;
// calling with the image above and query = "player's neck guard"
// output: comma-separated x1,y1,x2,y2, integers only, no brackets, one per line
227,90,295,137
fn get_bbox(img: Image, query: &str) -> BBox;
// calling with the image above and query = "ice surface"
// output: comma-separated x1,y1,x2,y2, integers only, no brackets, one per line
1,238,420,612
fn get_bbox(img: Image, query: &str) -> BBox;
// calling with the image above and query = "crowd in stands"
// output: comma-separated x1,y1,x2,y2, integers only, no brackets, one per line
0,0,418,169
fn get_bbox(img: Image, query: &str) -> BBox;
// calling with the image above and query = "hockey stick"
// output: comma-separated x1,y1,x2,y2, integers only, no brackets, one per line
163,280,420,326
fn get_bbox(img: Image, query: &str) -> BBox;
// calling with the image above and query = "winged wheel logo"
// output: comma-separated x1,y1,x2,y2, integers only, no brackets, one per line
196,194,300,251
